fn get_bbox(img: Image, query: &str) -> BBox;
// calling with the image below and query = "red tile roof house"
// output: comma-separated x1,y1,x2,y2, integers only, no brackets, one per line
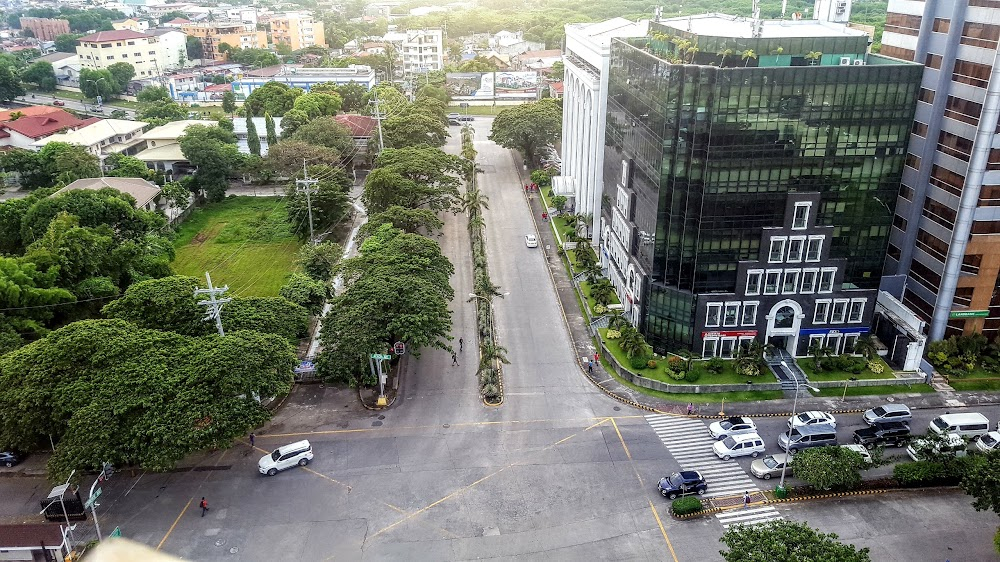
0,106,98,150
334,114,377,167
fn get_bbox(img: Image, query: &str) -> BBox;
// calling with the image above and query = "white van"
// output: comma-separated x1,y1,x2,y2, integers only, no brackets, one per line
907,433,967,461
259,440,313,476
928,413,991,439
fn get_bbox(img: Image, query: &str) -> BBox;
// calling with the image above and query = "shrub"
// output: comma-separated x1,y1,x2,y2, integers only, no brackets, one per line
684,369,701,382
706,357,725,374
594,304,607,315
606,329,621,340
893,459,971,487
647,359,658,369
666,369,686,381
671,497,703,515
738,363,761,377
629,355,649,370
867,360,885,374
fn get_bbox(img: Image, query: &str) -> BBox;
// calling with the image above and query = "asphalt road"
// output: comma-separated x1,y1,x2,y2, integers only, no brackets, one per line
10,93,137,119
2,121,999,561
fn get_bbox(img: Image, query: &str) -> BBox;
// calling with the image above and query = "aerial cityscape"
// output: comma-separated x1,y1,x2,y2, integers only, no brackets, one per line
0,0,998,560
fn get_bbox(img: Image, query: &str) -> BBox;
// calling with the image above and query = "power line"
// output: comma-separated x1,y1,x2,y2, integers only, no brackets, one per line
194,271,231,337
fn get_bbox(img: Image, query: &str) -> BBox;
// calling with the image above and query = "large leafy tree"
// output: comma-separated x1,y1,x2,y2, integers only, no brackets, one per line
21,61,57,91
226,48,280,68
137,85,171,103
290,116,354,155
312,81,366,112
179,124,241,201
20,186,165,245
37,142,101,185
137,99,187,125
185,35,204,60
0,319,296,479
105,153,154,180
244,81,303,117
489,99,562,166
78,68,119,99
277,108,309,139
358,205,444,240
266,141,341,177
285,170,352,240
106,62,135,92
279,272,327,315
296,241,342,282
292,91,343,118
0,256,76,337
719,520,871,562
0,65,25,103
55,33,84,53
382,113,446,148
222,90,237,115
361,146,462,214
793,446,866,490
961,453,1000,554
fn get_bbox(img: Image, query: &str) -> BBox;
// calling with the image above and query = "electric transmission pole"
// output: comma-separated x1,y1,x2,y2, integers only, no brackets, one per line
194,272,231,336
296,159,319,245
369,91,386,152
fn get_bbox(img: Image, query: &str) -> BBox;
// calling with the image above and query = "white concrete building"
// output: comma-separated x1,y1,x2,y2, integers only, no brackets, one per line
148,28,187,69
556,17,649,243
400,29,443,74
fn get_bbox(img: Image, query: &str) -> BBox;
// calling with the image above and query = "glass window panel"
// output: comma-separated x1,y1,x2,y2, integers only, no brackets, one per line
742,303,758,325
800,270,817,293
706,303,722,327
724,303,740,327
814,301,830,323
831,300,848,323
764,271,781,294
783,270,800,293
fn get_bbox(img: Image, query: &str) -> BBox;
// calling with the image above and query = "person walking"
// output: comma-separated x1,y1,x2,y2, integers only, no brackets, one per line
249,432,255,449
743,491,750,509
451,352,459,366
459,338,464,352
200,497,209,517
587,360,594,375
687,403,694,415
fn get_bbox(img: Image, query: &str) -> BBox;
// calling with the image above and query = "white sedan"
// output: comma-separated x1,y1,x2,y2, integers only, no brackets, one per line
525,234,538,248
788,410,837,429
709,416,757,440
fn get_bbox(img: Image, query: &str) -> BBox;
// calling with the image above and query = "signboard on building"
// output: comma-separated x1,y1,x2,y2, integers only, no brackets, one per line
701,330,758,338
446,71,539,100
494,72,539,99
446,72,494,100
949,310,989,318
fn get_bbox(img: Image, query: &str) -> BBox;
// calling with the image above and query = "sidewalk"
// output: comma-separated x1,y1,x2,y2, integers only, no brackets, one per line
513,150,1000,418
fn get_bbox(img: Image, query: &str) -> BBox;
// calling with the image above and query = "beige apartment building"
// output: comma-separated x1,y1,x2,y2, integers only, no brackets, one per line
76,30,163,78
269,12,326,51
182,22,267,62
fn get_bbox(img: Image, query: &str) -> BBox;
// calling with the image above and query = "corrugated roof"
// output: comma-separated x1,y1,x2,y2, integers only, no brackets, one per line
0,524,64,549
56,177,161,208
334,114,376,138
77,30,152,42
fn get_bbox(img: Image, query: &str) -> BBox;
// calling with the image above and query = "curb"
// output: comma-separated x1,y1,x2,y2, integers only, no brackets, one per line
672,505,722,520
766,488,891,503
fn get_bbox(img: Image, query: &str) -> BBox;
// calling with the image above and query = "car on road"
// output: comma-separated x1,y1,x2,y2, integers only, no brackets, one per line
853,421,911,449
448,118,461,126
259,440,313,476
709,416,757,440
863,404,912,425
52,100,65,106
713,432,765,460
976,431,1000,452
448,112,460,120
779,423,838,454
458,115,474,122
750,453,792,480
0,450,22,467
657,470,707,499
907,432,967,462
788,410,837,429
841,444,873,464
92,107,104,113
524,234,538,248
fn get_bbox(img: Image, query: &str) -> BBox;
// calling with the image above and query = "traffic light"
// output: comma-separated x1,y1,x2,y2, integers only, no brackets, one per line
393,341,406,355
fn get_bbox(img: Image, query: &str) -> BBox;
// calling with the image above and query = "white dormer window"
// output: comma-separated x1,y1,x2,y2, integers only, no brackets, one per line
793,202,811,229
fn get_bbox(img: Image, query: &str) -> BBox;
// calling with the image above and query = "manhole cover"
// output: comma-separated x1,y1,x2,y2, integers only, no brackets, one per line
372,421,383,427
613,406,621,411
215,539,227,547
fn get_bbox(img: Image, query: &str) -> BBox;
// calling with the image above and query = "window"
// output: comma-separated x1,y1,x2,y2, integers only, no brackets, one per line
819,269,836,293
905,153,921,171
745,270,763,295
814,301,831,323
912,121,928,137
706,303,722,327
980,185,1000,206
764,271,781,295
800,269,818,293
923,197,957,229
135,52,141,57
768,237,787,262
917,229,949,262
918,88,935,104
893,215,908,231
774,306,795,329
953,59,993,88
782,270,800,294
806,237,823,261
792,203,810,229
900,183,914,200
961,22,1000,49
933,18,950,33
924,54,942,69
929,164,966,197
844,334,859,353
944,95,983,126
881,45,915,61
954,287,974,307
938,130,974,161
786,237,804,262
848,300,866,323
886,12,922,36
831,300,849,323
827,333,842,352
720,338,737,359
742,302,758,326
107,55,114,60
809,334,825,350
723,303,740,327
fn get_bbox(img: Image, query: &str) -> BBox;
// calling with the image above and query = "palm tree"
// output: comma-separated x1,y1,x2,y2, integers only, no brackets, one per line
583,263,602,284
807,340,833,370
459,188,489,215
852,335,878,360
608,313,630,331
717,48,734,66
618,326,651,359
804,51,823,65
589,278,615,306
741,49,757,67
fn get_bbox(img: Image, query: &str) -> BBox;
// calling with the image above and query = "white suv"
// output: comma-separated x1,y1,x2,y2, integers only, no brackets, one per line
259,440,313,476
713,432,765,461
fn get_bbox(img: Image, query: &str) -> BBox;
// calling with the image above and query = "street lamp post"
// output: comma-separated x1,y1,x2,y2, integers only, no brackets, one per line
777,372,819,492
84,78,106,112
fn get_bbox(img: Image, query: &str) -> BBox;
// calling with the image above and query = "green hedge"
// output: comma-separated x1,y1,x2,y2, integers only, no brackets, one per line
671,497,704,515
893,458,971,487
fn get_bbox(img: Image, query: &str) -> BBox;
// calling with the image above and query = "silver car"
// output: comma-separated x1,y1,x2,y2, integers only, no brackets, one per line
750,453,792,480
863,404,912,425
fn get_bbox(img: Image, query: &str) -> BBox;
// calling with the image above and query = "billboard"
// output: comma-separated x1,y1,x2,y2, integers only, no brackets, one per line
446,71,539,101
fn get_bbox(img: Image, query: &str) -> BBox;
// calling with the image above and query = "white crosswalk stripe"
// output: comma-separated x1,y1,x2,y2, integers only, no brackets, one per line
646,414,784,528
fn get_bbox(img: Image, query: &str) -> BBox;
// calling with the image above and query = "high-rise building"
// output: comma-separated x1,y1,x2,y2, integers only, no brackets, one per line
182,22,267,62
599,13,922,358
270,12,326,51
19,17,70,42
880,0,1000,341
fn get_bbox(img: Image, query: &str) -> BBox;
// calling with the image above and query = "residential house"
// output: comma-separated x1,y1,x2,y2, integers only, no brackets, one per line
334,113,376,167
0,107,98,150
19,17,70,41
381,29,443,75
234,116,283,155
162,18,192,29
32,52,81,86
0,524,67,562
182,22,267,62
134,120,213,180
35,119,148,160
513,49,562,72
548,81,563,99
76,30,163,78
489,30,545,56
147,28,187,69
270,12,326,51
112,18,151,32
55,177,163,212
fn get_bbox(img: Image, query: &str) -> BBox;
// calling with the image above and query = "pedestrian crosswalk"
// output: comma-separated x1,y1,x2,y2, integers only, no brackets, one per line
646,414,783,528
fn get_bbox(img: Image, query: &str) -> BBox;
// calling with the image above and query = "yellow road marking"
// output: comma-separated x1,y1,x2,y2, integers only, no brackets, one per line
302,466,352,491
611,417,632,461
648,499,679,562
156,497,192,551
368,417,613,541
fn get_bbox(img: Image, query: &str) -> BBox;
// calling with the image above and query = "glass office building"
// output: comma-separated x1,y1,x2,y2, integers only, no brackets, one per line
600,14,923,356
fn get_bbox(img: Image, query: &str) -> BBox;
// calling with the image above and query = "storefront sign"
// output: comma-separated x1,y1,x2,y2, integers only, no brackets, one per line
799,327,870,336
949,310,989,318
702,330,757,338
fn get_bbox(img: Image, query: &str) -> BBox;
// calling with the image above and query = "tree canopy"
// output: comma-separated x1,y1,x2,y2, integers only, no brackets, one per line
244,81,302,117
489,98,562,165
719,520,871,562
361,146,462,214
179,124,241,201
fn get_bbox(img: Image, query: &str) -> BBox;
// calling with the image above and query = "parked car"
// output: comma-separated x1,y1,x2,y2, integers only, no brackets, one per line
713,432,765,460
0,450,22,467
458,115,474,122
907,432,967,462
863,404,912,425
448,118,460,126
788,410,837,429
976,431,1000,453
657,470,707,499
52,100,65,107
448,112,460,120
928,412,991,439
750,453,792,480
259,440,313,476
853,421,911,450
709,416,757,440
525,234,538,248
778,424,838,454
840,444,873,464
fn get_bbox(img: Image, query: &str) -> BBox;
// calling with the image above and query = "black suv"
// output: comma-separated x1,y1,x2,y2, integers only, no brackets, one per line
657,470,707,500
853,421,911,449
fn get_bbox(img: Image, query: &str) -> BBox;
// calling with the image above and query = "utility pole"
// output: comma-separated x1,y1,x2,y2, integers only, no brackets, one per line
194,272,231,336
296,159,319,245
370,91,386,152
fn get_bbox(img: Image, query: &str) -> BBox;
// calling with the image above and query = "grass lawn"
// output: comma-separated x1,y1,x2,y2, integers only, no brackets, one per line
447,104,505,116
949,378,1000,391
813,383,936,397
172,197,301,297
600,354,783,403
798,356,895,381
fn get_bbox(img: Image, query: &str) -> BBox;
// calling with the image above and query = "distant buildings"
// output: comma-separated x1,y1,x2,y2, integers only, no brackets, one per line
76,30,165,77
112,18,151,33
32,52,81,86
35,119,147,159
231,65,376,100
269,12,326,51
489,30,545,56
19,17,70,42
182,22,267,62
233,116,283,155
395,29,443,74
0,106,98,150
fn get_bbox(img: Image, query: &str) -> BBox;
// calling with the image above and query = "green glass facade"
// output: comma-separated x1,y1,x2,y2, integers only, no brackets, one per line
602,38,922,353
